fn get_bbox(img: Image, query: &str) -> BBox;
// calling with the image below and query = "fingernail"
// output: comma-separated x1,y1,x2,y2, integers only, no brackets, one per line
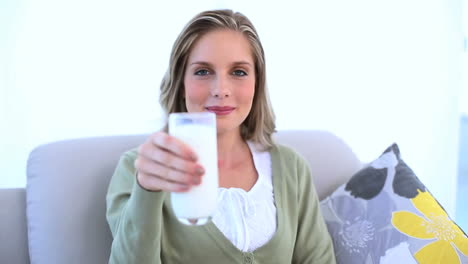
190,153,198,161
196,167,205,176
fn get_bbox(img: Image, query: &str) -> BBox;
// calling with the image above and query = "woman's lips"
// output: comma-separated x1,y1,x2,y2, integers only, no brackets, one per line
205,106,236,115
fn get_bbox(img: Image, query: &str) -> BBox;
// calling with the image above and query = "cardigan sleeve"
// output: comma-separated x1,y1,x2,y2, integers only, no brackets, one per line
106,150,167,264
292,155,337,264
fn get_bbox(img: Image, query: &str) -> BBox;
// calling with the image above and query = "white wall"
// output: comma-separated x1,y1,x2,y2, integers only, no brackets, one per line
255,0,463,217
463,0,468,115
2,0,464,216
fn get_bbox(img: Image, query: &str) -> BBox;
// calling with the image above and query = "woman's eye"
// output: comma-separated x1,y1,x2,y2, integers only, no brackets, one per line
195,69,209,76
233,70,247,76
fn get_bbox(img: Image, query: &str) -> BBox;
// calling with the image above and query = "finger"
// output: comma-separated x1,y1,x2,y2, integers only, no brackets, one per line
135,157,202,185
151,132,198,161
137,172,190,193
138,145,203,176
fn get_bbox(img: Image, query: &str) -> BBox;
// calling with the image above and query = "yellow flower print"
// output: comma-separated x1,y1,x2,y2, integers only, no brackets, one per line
391,190,468,264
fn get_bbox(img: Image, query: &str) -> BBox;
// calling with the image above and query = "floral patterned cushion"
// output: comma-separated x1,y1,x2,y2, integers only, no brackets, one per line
320,143,468,264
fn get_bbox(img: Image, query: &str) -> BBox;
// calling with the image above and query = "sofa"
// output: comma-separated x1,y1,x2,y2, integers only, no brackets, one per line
0,130,364,263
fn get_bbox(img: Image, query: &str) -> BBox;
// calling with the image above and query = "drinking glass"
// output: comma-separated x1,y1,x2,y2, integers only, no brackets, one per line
168,112,218,225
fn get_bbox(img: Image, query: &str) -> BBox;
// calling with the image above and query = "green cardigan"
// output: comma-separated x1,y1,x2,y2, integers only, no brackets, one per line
106,144,336,264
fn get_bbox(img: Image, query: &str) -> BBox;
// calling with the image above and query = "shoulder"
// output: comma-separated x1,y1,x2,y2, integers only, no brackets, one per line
270,143,315,203
269,143,312,188
271,143,313,185
270,143,309,169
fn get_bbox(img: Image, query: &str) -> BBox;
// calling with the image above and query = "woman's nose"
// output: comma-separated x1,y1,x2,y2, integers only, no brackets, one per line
211,76,231,98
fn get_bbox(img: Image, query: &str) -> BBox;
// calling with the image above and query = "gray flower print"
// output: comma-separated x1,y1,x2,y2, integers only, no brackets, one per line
326,191,407,264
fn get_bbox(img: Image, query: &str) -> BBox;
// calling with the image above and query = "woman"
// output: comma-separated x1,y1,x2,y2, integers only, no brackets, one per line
106,9,336,263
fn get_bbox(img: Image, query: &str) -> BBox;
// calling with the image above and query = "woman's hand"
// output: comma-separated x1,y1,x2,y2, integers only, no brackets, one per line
135,131,204,192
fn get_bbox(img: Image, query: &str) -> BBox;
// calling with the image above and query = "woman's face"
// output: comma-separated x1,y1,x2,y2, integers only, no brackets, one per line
184,29,256,136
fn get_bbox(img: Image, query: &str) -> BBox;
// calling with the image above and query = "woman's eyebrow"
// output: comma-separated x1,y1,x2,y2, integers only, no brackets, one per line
231,61,253,67
189,61,253,67
190,61,213,66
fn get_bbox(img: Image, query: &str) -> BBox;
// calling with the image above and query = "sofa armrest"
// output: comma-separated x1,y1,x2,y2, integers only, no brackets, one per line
0,188,30,263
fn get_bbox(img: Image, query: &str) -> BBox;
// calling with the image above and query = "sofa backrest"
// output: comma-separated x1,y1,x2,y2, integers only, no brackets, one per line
0,188,30,264
25,130,361,264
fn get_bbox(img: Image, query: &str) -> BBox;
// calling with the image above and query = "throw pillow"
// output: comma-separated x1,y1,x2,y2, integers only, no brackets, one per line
320,143,468,264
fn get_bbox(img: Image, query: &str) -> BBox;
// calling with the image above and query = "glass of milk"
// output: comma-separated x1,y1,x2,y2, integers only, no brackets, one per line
168,112,218,226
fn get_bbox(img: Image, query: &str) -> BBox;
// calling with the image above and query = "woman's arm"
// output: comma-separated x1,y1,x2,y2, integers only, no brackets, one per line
292,156,337,264
106,151,167,264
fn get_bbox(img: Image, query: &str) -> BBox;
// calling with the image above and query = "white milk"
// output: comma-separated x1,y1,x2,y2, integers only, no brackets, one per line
170,123,218,223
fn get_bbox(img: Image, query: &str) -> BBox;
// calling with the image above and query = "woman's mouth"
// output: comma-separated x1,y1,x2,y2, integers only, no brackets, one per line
205,106,236,115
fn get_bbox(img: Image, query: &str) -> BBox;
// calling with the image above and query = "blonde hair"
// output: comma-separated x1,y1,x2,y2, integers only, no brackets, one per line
159,9,276,149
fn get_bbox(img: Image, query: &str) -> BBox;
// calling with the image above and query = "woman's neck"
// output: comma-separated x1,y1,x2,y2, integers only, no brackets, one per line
216,130,249,169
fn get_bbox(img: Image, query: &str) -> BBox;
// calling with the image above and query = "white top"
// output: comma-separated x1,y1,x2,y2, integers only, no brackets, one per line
211,142,277,252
